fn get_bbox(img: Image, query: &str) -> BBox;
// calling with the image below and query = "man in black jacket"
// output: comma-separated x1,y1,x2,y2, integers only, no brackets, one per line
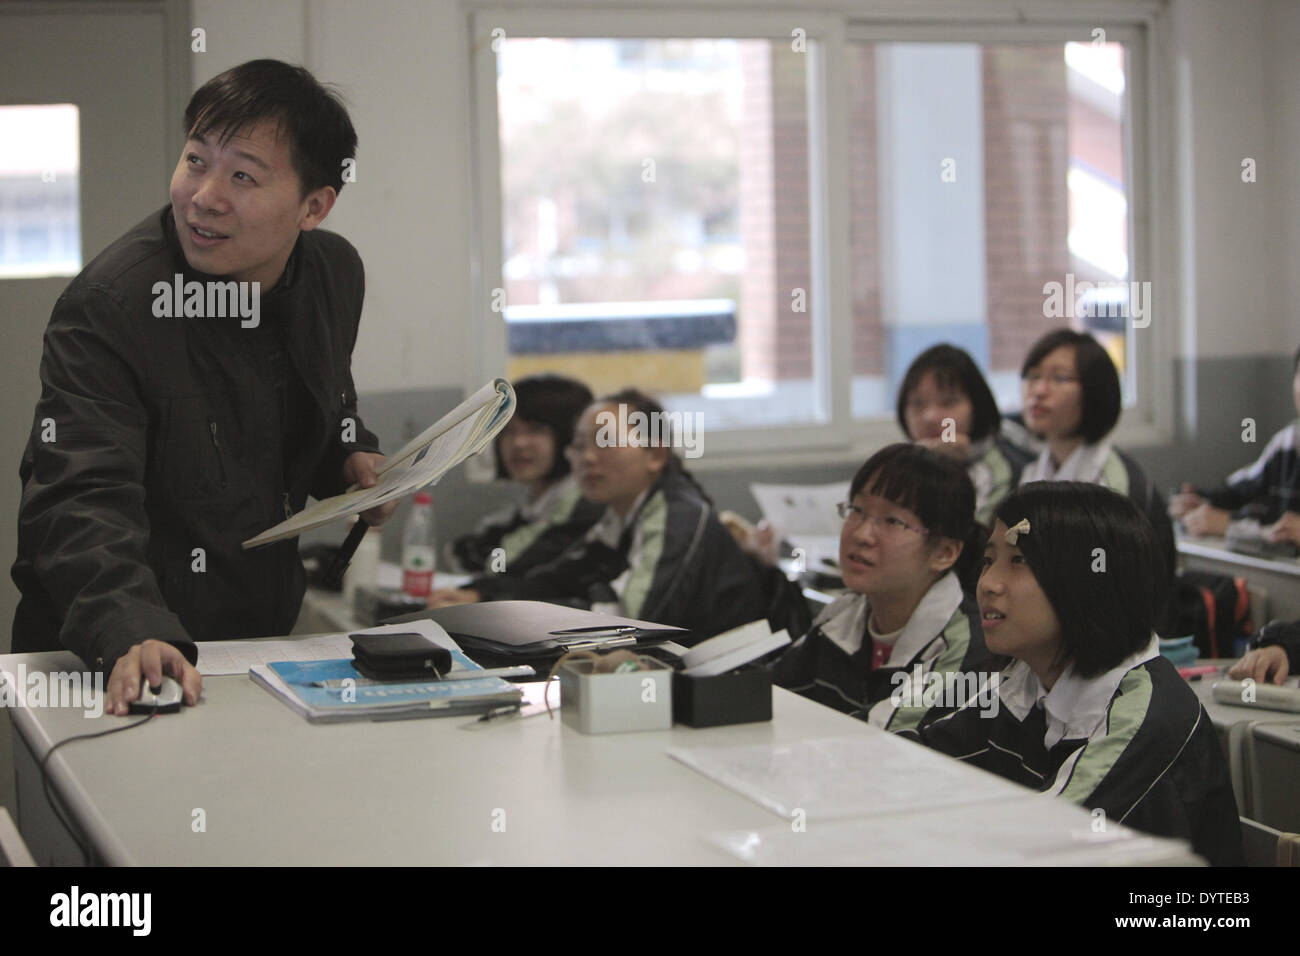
11,60,395,714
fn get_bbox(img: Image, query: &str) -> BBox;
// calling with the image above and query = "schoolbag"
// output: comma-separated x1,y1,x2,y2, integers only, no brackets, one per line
1170,570,1252,658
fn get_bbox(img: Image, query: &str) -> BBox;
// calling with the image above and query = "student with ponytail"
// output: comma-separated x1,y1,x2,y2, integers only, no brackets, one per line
898,482,1242,865
429,389,766,643
772,444,1000,729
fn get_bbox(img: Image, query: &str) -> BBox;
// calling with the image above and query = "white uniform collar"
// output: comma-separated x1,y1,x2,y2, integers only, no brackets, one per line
999,634,1161,748
587,485,651,549
1023,441,1111,485
819,572,963,663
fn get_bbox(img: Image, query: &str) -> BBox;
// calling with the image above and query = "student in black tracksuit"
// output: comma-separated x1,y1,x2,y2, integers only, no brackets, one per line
1017,329,1177,632
430,389,766,643
896,344,1034,526
1169,343,1300,545
772,444,1001,729
898,482,1243,866
443,374,602,579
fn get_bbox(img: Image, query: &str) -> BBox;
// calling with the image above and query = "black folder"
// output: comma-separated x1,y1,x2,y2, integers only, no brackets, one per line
381,601,689,674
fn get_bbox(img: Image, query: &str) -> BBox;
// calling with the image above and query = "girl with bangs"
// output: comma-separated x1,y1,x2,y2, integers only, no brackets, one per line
444,374,602,578
896,344,1035,525
899,482,1242,866
772,444,1001,729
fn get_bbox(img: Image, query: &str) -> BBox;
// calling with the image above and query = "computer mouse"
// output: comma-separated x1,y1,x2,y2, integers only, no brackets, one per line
128,675,185,714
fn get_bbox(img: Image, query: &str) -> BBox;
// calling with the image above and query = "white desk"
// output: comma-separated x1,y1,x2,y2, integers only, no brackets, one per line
3,646,1200,867
1177,533,1300,622
1188,662,1300,826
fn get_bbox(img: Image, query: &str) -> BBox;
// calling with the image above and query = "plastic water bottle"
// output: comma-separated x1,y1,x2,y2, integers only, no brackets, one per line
401,492,436,597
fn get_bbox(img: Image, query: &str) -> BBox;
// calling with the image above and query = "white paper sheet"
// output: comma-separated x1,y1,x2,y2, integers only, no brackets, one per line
750,482,846,538
706,797,1193,866
668,733,1027,821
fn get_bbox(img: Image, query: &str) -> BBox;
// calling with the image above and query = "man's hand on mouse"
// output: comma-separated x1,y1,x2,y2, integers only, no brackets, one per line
344,451,399,527
106,639,202,716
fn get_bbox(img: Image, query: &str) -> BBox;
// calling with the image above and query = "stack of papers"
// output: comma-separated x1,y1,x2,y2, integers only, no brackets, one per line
680,620,791,677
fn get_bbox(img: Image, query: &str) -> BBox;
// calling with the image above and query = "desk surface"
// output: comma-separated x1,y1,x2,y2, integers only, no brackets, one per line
1177,533,1300,576
3,647,1200,866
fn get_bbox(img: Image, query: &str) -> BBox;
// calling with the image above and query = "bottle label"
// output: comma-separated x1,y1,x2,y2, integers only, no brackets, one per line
402,546,435,597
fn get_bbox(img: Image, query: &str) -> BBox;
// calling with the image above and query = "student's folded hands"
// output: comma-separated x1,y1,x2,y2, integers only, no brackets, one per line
1228,645,1290,685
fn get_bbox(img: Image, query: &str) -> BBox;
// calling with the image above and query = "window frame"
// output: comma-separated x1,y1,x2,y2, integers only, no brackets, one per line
467,2,1174,472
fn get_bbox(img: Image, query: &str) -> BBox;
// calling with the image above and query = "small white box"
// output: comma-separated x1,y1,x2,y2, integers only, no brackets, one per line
558,658,673,734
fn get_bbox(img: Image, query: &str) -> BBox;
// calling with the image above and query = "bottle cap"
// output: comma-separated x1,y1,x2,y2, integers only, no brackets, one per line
413,492,433,505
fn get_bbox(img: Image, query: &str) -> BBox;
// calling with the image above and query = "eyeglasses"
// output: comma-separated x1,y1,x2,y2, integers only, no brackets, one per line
1022,372,1080,388
837,502,928,538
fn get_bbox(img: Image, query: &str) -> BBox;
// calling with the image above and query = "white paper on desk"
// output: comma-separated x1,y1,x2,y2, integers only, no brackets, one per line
751,482,846,539
195,619,460,676
668,734,1024,821
785,535,841,576
707,798,1187,867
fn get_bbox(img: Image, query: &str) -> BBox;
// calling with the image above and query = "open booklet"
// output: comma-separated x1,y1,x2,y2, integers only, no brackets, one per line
243,378,516,548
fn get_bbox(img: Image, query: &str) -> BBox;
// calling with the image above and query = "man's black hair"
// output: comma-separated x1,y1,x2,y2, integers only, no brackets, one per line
184,59,357,197
1020,328,1121,443
897,343,1002,443
848,443,982,588
991,481,1163,678
495,374,593,482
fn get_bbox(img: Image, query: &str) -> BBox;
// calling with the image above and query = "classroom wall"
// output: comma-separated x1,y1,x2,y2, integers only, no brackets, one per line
184,0,1300,545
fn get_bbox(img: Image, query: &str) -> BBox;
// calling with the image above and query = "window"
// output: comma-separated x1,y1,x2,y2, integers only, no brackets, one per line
471,8,1156,460
496,37,817,431
846,39,1134,417
0,104,81,278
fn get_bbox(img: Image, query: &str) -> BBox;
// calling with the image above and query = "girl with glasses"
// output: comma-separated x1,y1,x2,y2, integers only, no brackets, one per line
772,443,1000,728
432,389,767,643
896,482,1242,865
1018,328,1176,628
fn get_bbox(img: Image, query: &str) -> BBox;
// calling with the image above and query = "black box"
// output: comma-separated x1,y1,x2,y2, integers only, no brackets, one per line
672,664,773,728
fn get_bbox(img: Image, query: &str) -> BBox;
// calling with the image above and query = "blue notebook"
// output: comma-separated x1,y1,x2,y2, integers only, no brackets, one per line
253,655,522,723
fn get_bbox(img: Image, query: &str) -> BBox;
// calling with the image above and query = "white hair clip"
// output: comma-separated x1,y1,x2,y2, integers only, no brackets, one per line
1004,518,1031,545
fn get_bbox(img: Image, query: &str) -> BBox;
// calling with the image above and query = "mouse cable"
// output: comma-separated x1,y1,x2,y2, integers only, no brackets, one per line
37,708,160,865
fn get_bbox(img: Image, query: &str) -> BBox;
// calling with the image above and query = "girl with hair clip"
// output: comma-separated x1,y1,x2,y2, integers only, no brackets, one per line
441,374,602,580
897,343,1035,525
772,444,1001,729
430,389,767,643
899,482,1242,866
1018,328,1177,627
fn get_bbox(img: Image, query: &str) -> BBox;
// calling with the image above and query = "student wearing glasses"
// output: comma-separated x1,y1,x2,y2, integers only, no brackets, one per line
429,389,767,642
772,444,1000,728
897,483,1242,866
897,344,1035,525
1017,328,1176,625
